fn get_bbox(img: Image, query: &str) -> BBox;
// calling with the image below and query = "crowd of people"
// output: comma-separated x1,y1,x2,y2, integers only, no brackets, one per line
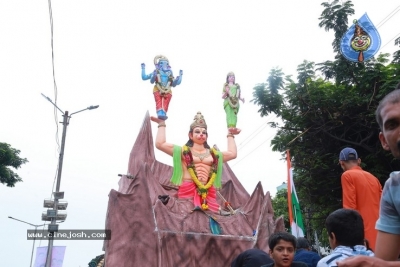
231,208,373,267
230,87,400,267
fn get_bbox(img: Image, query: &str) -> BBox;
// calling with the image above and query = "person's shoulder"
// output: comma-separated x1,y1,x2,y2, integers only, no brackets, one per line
295,249,319,258
317,252,346,267
362,169,379,178
310,251,321,259
341,169,356,178
292,261,308,267
386,171,400,186
260,263,274,267
382,171,400,195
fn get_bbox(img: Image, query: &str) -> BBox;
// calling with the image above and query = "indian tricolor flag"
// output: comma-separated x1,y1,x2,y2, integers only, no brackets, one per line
286,150,305,237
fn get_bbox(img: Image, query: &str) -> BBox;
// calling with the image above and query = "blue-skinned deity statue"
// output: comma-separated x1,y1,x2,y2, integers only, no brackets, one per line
141,55,183,120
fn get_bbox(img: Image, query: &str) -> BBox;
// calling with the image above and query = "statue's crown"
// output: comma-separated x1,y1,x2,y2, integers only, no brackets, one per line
154,55,169,65
190,112,207,130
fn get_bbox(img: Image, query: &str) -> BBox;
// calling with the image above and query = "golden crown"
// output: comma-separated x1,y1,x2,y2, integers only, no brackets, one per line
190,112,207,130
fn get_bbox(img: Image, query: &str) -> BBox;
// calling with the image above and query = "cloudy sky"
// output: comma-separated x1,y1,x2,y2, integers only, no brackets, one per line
1,0,399,266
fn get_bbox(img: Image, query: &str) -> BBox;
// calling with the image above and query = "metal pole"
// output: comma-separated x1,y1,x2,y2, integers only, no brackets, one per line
8,216,44,267
30,226,38,267
45,111,69,267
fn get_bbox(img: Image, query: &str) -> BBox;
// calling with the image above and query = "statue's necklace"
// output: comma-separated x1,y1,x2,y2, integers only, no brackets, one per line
191,149,210,161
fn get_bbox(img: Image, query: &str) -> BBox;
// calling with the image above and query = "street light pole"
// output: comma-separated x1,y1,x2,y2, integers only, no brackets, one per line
41,94,99,267
8,216,45,267
44,110,69,267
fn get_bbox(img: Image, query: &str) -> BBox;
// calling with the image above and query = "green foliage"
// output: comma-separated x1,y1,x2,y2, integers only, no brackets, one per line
319,0,354,53
251,68,284,116
252,0,400,241
0,142,28,187
271,189,290,231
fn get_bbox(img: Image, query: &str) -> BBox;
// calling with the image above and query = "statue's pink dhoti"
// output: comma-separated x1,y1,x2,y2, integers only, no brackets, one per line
178,182,219,212
153,91,172,112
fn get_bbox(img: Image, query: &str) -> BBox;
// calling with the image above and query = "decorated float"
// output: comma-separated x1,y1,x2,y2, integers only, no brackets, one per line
90,56,284,266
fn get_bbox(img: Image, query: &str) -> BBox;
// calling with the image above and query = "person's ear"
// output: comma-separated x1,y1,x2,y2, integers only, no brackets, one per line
379,132,390,151
357,158,361,166
330,232,337,246
339,161,345,170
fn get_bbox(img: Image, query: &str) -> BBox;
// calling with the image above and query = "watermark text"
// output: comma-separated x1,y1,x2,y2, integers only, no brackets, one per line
27,230,111,240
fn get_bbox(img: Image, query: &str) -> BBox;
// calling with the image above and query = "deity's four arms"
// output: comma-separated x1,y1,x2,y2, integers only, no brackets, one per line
141,55,183,120
222,72,244,135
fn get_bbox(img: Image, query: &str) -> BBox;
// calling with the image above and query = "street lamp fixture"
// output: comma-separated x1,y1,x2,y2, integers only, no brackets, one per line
41,211,67,221
43,199,68,210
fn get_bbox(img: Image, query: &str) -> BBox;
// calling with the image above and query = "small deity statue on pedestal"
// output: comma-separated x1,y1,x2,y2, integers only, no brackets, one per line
141,55,183,120
222,72,244,135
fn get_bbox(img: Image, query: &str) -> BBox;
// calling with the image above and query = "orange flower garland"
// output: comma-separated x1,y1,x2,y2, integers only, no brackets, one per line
183,145,218,210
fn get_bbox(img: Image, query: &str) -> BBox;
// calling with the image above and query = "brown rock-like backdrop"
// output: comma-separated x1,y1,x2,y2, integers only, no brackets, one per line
103,112,284,266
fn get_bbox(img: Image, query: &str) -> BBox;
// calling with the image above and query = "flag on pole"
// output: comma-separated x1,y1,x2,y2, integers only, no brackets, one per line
34,246,66,267
286,150,305,237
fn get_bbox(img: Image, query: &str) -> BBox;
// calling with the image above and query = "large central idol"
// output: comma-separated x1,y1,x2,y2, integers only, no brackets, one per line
151,111,237,213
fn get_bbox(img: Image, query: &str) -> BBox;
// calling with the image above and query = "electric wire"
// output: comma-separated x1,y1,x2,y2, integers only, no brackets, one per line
238,121,269,146
231,131,276,168
381,32,400,50
374,5,400,51
237,114,278,151
238,115,274,150
47,0,60,200
237,123,269,151
376,5,400,29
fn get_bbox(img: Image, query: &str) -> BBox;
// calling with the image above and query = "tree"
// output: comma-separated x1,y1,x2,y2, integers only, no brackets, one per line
0,142,28,187
252,0,400,235
271,188,290,231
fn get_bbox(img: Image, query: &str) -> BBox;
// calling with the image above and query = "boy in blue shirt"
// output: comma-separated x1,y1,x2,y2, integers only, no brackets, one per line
261,232,307,267
317,209,373,267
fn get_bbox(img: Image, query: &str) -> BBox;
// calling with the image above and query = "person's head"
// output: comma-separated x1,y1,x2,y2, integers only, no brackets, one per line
296,237,310,250
268,232,297,267
325,209,364,249
376,84,400,159
185,112,210,148
338,147,361,171
226,72,235,84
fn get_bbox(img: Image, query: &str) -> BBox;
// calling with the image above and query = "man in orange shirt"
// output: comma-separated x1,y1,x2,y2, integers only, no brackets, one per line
339,147,382,251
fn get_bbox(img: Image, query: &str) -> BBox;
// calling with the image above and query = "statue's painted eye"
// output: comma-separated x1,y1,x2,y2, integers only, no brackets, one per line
361,35,368,40
354,37,359,42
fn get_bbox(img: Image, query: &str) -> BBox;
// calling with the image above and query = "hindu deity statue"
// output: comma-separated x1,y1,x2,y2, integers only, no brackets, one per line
141,55,183,120
222,72,244,135
151,112,237,213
